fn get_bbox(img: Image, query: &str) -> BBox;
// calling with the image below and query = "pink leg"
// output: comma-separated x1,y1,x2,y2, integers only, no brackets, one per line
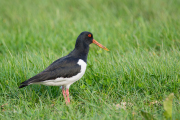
62,86,66,100
66,89,70,104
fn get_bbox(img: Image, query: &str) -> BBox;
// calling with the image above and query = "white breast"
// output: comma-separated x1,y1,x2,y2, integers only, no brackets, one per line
36,59,87,89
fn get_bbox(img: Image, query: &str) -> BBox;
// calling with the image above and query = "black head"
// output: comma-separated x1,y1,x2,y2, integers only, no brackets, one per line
75,31,109,52
76,31,94,46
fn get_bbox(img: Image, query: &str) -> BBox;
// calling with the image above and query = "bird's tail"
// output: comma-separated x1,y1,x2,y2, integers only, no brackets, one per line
19,81,29,88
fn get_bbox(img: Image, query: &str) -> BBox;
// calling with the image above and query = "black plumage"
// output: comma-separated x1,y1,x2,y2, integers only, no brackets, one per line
19,57,81,88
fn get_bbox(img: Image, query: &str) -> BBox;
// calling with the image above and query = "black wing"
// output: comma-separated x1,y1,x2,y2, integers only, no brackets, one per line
19,56,81,88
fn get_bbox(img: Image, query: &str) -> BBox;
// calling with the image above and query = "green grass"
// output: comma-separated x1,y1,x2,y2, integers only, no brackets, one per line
0,0,180,119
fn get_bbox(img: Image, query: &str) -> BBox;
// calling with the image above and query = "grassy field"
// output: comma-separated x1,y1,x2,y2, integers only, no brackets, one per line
0,0,180,119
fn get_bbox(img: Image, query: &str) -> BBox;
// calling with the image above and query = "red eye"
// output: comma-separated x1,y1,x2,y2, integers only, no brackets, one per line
88,34,91,37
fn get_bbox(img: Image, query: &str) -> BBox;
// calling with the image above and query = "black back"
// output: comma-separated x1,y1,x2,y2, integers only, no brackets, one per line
19,55,81,88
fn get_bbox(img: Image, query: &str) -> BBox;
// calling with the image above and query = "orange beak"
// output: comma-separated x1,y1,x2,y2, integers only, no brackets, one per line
92,39,109,51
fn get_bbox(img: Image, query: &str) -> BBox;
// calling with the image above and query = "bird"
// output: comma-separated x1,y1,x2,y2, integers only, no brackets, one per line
19,31,109,104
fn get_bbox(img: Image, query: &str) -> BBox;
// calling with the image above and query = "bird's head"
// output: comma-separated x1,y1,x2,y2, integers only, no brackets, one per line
76,31,109,51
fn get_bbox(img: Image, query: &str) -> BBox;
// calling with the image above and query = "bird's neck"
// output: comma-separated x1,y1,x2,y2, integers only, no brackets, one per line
69,43,89,62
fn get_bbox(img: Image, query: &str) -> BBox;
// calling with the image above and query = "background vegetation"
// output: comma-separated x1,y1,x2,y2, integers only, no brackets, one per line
0,0,180,119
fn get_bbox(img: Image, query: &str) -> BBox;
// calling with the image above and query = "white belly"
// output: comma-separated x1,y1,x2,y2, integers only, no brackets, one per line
36,59,87,89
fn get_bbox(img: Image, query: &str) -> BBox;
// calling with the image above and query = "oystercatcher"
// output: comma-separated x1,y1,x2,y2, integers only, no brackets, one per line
19,31,109,104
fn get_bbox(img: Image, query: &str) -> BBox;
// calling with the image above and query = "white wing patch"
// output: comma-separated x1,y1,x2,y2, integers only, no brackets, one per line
35,59,87,89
